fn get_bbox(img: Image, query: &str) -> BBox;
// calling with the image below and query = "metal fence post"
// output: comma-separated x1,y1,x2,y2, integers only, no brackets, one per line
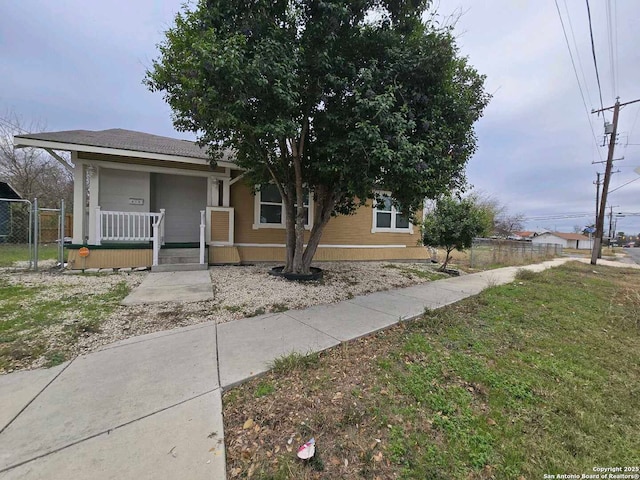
33,198,38,271
59,199,65,266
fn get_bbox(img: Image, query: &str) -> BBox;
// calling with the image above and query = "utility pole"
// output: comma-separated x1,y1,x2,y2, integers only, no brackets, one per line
608,205,619,240
594,172,602,226
591,96,640,264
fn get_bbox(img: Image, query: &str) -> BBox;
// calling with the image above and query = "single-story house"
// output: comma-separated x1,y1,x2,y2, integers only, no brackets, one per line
513,231,539,240
14,129,427,270
0,181,23,240
531,232,591,250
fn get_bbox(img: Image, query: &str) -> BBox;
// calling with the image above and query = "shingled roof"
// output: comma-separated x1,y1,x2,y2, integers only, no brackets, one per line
0,181,22,200
14,128,216,161
548,232,590,241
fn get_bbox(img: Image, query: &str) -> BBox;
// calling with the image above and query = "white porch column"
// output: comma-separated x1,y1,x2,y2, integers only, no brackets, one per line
221,178,230,207
208,177,220,207
72,156,86,244
87,165,100,245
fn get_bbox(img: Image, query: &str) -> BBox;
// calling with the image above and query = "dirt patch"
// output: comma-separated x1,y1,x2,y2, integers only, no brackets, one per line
223,333,402,479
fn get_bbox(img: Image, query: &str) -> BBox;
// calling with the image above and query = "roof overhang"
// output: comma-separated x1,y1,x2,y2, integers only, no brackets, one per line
13,136,239,170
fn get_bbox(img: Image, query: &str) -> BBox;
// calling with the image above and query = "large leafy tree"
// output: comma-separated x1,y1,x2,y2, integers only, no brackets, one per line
422,195,491,270
145,0,489,274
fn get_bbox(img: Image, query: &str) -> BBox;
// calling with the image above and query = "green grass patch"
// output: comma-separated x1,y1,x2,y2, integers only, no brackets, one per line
270,303,289,313
0,244,65,267
254,381,276,398
0,278,131,371
223,262,640,478
270,351,320,374
223,304,244,313
384,263,447,281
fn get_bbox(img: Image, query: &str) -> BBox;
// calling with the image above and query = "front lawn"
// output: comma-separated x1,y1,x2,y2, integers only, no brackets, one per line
0,261,448,373
223,262,640,478
0,273,136,372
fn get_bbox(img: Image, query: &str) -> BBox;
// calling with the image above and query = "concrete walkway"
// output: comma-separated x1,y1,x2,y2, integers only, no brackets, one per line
121,270,213,305
2,257,635,479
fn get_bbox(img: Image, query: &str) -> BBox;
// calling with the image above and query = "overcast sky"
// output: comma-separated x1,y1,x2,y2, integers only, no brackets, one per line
1,0,639,235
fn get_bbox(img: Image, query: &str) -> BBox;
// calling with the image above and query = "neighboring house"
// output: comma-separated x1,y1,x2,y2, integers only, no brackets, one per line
513,231,537,241
0,181,23,240
531,232,591,250
14,129,426,270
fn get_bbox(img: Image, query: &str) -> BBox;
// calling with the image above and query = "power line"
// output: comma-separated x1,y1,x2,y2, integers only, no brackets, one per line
627,105,640,142
563,0,593,107
605,0,616,100
523,213,594,221
585,0,605,114
611,0,620,98
610,176,640,193
554,0,604,161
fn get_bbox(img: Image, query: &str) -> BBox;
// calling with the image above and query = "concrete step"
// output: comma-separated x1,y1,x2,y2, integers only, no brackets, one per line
159,248,203,264
159,256,201,265
159,248,202,257
151,263,209,273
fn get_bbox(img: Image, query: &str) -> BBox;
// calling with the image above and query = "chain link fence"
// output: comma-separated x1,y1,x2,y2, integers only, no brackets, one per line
0,198,69,269
0,198,33,268
468,238,563,269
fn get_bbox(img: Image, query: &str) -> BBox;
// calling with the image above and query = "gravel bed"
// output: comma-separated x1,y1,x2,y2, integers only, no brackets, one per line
1,261,446,373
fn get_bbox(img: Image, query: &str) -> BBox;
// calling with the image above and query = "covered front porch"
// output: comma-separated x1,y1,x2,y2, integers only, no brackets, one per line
13,128,241,270
75,164,238,270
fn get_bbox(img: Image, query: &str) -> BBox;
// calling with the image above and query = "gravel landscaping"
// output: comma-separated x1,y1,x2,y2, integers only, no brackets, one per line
0,261,448,373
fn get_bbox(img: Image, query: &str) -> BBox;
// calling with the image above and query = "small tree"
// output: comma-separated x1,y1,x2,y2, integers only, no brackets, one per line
145,0,489,274
422,195,491,270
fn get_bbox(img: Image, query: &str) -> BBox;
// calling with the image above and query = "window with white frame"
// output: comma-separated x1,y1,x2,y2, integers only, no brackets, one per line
253,184,312,229
372,194,412,233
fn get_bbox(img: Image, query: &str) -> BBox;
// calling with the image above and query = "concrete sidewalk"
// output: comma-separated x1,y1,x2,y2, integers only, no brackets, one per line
0,324,225,479
3,256,633,479
216,258,570,388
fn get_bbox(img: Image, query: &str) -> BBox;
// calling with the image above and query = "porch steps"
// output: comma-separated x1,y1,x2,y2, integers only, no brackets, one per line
151,248,208,273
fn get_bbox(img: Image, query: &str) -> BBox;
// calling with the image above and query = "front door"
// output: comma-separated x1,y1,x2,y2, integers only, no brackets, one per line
152,174,207,243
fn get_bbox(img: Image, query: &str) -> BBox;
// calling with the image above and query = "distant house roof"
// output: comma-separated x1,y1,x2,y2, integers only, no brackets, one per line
543,232,590,241
0,181,22,200
515,231,536,238
14,128,236,167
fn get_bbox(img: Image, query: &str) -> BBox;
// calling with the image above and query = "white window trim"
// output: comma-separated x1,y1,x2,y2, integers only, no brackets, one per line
252,186,314,230
371,191,414,234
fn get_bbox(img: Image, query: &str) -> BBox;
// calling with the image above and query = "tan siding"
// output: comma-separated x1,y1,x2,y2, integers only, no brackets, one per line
209,246,241,264
235,246,427,262
210,210,230,243
231,181,422,247
314,247,427,261
68,249,152,269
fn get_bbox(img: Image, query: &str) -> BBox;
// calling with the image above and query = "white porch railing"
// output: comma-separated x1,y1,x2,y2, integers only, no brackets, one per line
96,207,166,266
152,209,166,267
96,207,164,244
96,207,205,268
199,210,206,265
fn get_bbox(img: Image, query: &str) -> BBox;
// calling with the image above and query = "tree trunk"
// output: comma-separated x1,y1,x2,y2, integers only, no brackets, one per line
284,193,295,272
301,189,338,272
291,154,306,273
440,248,454,271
